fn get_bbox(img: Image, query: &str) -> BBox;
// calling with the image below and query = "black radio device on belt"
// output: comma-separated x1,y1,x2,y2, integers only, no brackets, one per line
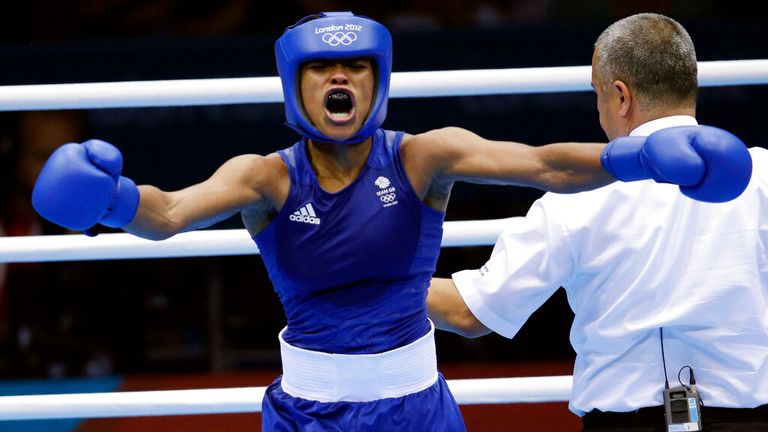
663,384,702,431
660,328,703,431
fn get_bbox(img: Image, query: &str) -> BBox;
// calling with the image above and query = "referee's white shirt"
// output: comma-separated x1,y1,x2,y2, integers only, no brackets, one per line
453,116,768,415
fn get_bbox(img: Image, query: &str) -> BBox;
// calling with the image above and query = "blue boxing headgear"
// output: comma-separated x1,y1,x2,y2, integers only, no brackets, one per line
275,12,392,144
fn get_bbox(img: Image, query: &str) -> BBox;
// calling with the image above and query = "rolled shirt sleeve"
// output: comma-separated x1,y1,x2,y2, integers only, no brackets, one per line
452,199,575,339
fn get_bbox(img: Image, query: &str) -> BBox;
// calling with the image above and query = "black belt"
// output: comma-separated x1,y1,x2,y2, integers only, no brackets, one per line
582,404,768,428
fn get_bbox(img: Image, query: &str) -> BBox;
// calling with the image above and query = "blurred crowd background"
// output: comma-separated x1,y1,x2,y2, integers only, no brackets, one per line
0,0,766,384
0,0,761,42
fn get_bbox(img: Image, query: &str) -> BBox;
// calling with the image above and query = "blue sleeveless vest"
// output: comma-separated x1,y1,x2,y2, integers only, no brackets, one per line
253,129,445,354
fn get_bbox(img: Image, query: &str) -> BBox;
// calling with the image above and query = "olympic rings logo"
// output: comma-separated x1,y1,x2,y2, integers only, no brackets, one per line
321,32,358,46
380,193,396,203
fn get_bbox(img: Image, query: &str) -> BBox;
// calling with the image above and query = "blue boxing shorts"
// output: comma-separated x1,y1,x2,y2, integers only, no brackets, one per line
261,322,466,431
262,373,465,431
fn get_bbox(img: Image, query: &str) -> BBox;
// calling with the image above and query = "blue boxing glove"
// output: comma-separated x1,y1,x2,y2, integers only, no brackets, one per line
601,125,752,203
32,139,140,232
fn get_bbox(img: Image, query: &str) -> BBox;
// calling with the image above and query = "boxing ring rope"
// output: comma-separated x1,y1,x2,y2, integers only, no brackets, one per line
0,376,572,420
0,59,766,111
0,218,509,263
0,59,764,421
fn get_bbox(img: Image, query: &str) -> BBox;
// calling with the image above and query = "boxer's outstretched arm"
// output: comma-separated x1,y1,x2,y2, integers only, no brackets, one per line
126,154,279,240
405,127,614,194
406,125,751,204
33,139,281,239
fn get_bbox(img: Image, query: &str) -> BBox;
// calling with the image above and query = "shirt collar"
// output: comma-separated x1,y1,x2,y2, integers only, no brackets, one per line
629,115,699,137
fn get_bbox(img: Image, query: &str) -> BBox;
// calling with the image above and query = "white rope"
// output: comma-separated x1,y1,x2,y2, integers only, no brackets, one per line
0,59,765,111
0,218,512,263
0,375,572,420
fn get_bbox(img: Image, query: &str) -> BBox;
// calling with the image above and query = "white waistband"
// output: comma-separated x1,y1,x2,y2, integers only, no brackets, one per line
278,322,438,403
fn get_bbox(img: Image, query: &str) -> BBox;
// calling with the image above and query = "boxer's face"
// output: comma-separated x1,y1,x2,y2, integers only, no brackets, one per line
300,58,375,143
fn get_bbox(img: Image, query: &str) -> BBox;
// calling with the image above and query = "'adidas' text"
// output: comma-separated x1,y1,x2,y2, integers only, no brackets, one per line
289,203,321,225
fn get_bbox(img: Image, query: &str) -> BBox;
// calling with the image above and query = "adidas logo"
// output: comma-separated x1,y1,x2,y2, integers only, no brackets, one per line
289,203,321,225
